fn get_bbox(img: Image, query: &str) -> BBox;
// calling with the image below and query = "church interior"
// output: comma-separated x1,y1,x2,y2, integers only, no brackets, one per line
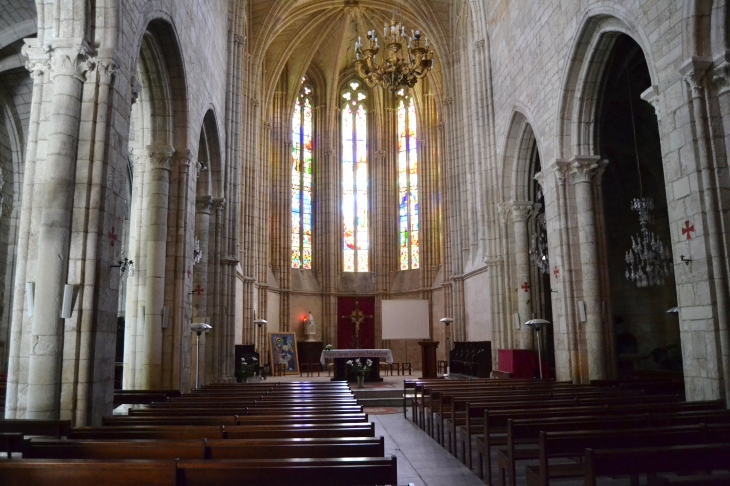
2,0,730,484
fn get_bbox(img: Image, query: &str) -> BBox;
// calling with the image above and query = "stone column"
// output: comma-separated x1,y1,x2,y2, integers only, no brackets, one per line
510,201,538,350
569,155,606,381
193,195,212,319
26,41,91,419
137,144,175,389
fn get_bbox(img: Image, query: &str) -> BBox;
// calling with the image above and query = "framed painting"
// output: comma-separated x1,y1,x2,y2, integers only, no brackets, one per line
268,332,299,375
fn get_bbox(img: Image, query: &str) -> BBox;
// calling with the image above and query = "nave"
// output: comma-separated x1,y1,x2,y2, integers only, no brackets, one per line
3,373,730,485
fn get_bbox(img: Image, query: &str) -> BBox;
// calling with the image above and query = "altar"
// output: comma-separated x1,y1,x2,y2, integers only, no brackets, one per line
320,349,393,382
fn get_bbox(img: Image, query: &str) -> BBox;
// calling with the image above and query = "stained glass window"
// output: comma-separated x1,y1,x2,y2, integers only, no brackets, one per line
342,81,369,272
397,91,419,270
291,80,313,269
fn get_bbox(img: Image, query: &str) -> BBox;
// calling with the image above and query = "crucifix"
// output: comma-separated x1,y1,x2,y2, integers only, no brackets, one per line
341,300,373,349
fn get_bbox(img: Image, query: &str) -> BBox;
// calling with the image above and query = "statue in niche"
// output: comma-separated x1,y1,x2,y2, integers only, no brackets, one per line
305,311,316,342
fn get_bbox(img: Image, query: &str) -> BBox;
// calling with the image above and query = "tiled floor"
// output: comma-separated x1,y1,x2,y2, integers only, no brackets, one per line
374,413,484,486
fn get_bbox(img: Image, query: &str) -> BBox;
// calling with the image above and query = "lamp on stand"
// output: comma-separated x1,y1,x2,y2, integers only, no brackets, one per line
254,318,268,374
523,319,550,379
191,322,212,389
440,317,454,374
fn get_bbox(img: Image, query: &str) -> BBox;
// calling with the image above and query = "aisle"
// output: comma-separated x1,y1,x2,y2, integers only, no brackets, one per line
373,413,483,486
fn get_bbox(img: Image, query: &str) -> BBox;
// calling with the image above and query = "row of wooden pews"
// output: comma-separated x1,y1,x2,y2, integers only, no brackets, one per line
0,381,402,485
405,376,730,486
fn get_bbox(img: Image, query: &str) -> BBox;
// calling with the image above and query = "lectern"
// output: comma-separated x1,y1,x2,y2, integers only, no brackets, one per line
418,341,439,379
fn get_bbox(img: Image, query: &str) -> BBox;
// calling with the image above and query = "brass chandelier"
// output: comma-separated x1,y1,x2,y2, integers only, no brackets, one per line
354,18,433,92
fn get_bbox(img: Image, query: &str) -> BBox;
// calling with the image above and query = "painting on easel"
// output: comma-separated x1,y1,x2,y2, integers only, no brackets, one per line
268,332,299,374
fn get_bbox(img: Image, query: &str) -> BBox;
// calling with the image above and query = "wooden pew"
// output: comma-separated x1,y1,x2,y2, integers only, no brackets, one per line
177,456,398,486
206,437,384,459
656,473,730,485
500,412,730,486
0,459,177,486
71,422,375,440
0,432,23,458
103,413,368,427
128,405,364,416
583,443,730,486
113,389,182,407
524,424,730,486
25,438,206,459
0,419,72,437
475,401,725,484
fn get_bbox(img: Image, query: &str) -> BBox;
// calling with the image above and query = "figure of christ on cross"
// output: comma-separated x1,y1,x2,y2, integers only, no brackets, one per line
341,300,373,349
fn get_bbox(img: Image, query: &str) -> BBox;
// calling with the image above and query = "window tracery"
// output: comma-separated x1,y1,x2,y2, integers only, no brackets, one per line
291,80,313,269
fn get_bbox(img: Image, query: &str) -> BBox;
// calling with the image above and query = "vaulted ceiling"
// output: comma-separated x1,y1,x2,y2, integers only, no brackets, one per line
248,0,453,107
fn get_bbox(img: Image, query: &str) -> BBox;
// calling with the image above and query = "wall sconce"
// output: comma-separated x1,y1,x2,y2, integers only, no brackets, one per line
193,237,202,265
524,319,550,379
111,257,134,277
680,255,692,265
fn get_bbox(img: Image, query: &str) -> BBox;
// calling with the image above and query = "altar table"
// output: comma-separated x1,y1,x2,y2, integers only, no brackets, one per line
320,349,393,382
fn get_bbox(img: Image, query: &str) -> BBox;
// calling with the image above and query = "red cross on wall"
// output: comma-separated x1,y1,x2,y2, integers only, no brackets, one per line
553,266,560,280
186,267,192,279
521,282,530,292
108,227,118,247
193,285,204,295
682,221,695,240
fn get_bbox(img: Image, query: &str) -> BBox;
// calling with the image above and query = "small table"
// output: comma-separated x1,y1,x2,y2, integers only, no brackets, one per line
320,349,394,382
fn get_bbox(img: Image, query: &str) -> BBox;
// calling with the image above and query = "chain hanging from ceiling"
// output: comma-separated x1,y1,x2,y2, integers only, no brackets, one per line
623,73,673,288
353,16,433,92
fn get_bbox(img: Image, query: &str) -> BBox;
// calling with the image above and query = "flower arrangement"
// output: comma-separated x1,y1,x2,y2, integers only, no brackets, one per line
325,344,333,351
235,356,258,382
346,358,372,377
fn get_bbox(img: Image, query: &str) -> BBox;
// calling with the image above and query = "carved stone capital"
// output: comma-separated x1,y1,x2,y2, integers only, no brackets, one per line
146,144,175,171
712,59,730,96
497,202,511,224
213,197,226,212
233,34,246,46
436,122,445,130
374,150,387,161
222,255,240,265
251,98,259,107
420,140,428,148
175,149,193,172
196,195,213,213
324,148,334,156
46,39,92,81
679,57,713,99
568,155,601,184
640,85,660,118
551,159,570,186
96,59,118,83
473,39,485,51
443,97,453,106
131,77,142,105
22,40,50,78
508,201,537,223
263,121,271,130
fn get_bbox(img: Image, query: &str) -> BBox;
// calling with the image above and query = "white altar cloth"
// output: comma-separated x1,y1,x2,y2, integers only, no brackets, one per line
320,349,393,366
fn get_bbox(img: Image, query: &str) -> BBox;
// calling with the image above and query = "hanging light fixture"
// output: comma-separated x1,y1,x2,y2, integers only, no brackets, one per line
193,236,202,265
624,73,673,288
530,213,549,274
354,15,433,92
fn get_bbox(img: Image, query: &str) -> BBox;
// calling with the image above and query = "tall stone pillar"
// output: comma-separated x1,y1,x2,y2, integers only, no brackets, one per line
137,144,175,389
569,156,607,381
26,41,91,419
193,195,212,318
510,201,538,350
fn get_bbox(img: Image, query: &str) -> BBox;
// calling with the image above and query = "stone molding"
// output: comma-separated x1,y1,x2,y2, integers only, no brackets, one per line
640,85,660,118
534,171,545,189
46,39,92,81
196,195,213,213
497,202,511,223
145,144,175,171
568,155,601,184
222,256,240,265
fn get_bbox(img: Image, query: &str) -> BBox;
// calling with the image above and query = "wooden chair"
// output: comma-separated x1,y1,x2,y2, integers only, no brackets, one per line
274,363,286,376
437,360,448,374
389,363,400,376
300,363,321,377
401,362,412,375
